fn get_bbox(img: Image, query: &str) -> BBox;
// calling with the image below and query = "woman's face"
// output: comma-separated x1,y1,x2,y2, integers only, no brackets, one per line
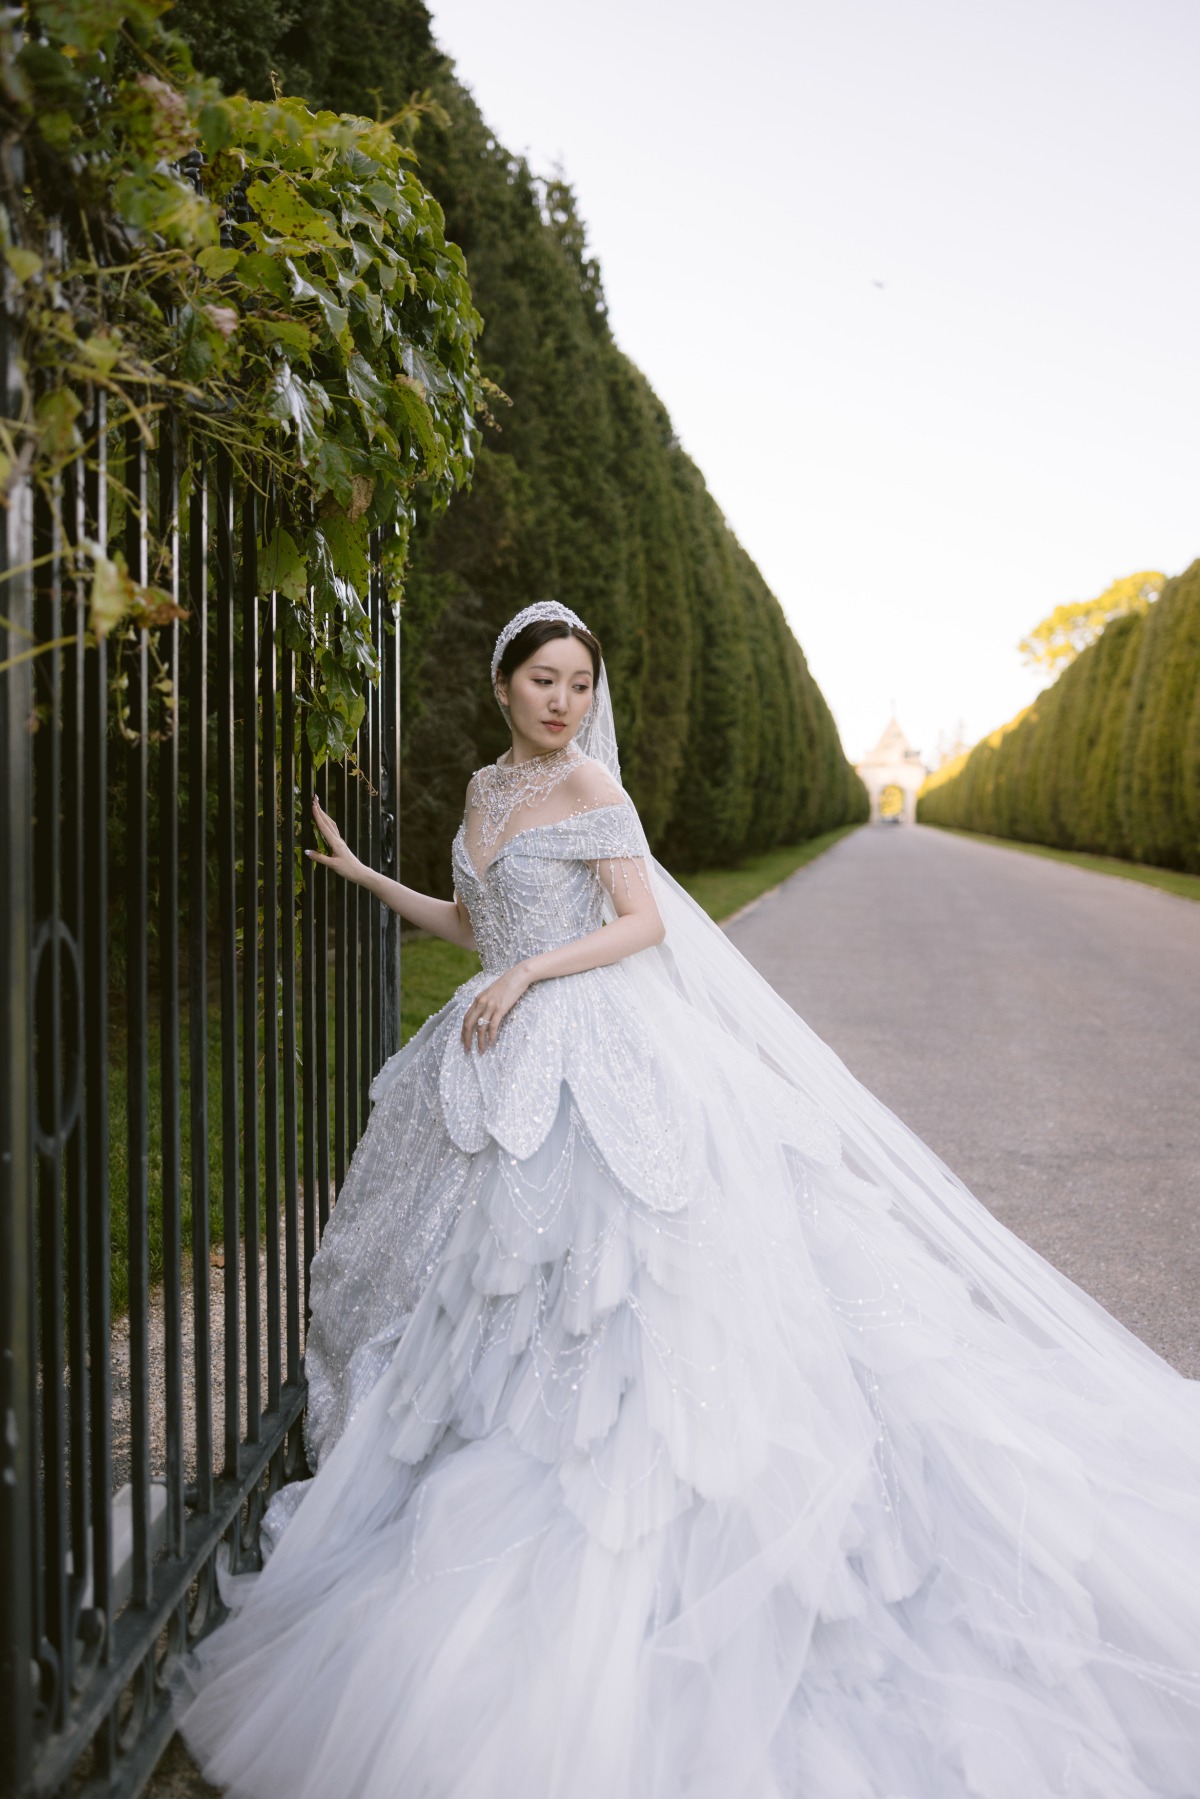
498,634,595,755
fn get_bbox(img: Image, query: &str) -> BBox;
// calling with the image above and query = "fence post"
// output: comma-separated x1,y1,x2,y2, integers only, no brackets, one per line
380,562,401,1062
0,290,35,1798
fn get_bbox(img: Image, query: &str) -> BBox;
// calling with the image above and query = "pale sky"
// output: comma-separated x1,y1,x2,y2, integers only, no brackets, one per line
426,0,1199,765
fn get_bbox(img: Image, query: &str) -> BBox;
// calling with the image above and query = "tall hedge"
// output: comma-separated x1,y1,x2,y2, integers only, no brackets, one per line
171,0,866,885
918,560,1200,871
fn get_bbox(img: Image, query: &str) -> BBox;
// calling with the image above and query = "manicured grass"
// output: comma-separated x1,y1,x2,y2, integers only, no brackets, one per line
676,825,862,923
926,825,1200,904
106,1004,225,1319
401,937,481,1043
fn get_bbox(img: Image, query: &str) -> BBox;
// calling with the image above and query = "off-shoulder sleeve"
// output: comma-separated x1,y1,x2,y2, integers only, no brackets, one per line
503,800,646,865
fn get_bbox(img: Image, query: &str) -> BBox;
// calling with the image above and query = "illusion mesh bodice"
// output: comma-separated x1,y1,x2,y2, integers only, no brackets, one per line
452,803,645,975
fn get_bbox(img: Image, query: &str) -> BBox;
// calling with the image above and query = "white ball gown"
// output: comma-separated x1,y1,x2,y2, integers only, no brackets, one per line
172,731,1200,1798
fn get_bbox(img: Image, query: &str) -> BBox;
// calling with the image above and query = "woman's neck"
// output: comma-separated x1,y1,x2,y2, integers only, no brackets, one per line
504,733,578,768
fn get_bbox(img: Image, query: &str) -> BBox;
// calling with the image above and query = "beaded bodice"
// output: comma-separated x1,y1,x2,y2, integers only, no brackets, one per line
453,750,646,977
453,804,640,976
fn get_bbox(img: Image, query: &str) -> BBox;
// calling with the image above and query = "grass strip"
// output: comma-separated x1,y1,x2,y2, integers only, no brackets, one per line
676,825,862,922
926,825,1200,904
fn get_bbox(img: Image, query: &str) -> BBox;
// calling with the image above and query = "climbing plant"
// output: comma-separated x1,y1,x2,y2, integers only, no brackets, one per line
0,0,485,758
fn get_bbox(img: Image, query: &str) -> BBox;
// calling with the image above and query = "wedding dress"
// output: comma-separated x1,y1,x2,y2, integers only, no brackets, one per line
172,604,1200,1798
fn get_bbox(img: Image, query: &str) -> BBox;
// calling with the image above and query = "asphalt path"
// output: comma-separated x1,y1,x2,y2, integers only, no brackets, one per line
727,823,1200,1378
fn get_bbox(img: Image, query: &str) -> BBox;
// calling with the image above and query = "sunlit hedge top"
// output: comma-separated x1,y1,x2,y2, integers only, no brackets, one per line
2,0,486,758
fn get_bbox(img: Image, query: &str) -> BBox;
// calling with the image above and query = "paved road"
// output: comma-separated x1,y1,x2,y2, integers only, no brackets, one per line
728,824,1200,1377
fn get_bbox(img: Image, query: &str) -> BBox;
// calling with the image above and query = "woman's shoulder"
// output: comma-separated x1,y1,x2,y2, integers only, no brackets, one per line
561,753,627,812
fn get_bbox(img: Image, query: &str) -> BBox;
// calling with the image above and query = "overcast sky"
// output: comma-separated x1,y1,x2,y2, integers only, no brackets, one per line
426,0,1199,765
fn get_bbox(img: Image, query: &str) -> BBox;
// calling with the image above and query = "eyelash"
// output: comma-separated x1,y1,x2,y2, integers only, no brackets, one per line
533,678,590,691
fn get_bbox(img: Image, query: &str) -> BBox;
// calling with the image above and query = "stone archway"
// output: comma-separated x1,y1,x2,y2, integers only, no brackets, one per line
856,718,928,824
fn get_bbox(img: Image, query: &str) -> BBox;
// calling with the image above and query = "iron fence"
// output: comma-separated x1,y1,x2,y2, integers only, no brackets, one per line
0,319,401,1794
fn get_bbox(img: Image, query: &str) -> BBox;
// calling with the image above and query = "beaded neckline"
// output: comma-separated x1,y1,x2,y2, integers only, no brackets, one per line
467,740,585,872
491,741,582,777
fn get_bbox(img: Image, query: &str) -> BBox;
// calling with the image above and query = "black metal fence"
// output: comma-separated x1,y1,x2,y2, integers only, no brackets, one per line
0,310,400,1795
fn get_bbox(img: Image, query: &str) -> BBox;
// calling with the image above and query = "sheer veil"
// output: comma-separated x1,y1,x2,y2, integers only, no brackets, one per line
497,602,1199,1421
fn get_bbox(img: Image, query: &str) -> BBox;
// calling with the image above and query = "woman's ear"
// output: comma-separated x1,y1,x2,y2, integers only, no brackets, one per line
495,674,508,708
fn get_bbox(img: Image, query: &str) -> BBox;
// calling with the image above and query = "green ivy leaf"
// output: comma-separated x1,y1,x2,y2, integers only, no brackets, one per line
234,251,289,300
316,514,369,598
196,245,240,278
34,388,82,462
198,100,234,153
345,352,390,429
259,527,308,603
256,318,315,356
5,246,43,283
87,546,135,639
265,361,324,458
285,263,349,342
252,176,349,248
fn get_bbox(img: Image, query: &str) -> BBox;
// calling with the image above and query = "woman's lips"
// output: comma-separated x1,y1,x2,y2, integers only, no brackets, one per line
543,721,566,731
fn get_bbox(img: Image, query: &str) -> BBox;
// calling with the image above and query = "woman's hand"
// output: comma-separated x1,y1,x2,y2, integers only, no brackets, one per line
461,964,533,1055
306,794,364,883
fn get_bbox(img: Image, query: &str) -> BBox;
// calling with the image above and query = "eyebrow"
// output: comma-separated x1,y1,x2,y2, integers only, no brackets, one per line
527,663,593,678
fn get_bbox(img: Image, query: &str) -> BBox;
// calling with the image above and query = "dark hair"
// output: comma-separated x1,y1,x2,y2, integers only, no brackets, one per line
496,616,603,689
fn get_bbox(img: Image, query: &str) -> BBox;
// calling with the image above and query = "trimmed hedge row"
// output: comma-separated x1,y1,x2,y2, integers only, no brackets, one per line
170,0,867,887
918,559,1200,871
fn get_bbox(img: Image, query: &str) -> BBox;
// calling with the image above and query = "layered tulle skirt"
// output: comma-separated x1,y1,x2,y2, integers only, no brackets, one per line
172,964,1200,1797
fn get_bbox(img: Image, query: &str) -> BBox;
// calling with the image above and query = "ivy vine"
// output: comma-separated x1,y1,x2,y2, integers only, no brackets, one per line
0,0,488,759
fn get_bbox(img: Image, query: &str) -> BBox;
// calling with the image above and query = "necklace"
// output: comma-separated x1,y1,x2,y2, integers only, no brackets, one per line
471,741,583,858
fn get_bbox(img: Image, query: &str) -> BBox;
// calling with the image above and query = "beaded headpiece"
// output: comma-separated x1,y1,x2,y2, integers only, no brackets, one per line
490,600,590,700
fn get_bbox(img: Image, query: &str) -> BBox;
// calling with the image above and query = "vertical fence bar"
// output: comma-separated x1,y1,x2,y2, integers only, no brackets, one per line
299,736,316,1318
124,423,153,1609
82,397,112,1708
62,456,91,1696
358,669,374,1141
369,543,385,1080
188,447,213,1515
334,759,348,1204
381,568,401,1064
241,491,261,1446
158,415,185,1559
0,294,36,1797
345,756,360,1160
315,760,331,1238
261,580,280,1416
32,476,68,1722
281,647,300,1383
214,448,241,1477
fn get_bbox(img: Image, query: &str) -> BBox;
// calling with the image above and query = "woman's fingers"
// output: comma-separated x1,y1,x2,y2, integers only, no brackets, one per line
311,793,344,847
461,995,503,1054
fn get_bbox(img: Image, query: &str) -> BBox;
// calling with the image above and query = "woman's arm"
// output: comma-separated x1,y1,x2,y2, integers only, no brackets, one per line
307,796,476,951
461,857,663,1053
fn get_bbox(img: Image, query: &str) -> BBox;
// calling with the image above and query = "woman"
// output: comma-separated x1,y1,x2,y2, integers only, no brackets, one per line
173,601,1200,1798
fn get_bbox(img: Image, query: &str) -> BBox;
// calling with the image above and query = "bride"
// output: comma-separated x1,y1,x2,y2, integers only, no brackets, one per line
172,601,1200,1797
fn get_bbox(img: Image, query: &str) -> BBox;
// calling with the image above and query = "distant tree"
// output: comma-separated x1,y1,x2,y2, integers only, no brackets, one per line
920,559,1200,874
1019,572,1165,678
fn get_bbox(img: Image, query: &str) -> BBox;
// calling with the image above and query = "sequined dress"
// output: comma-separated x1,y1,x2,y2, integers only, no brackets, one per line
173,748,1200,1799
